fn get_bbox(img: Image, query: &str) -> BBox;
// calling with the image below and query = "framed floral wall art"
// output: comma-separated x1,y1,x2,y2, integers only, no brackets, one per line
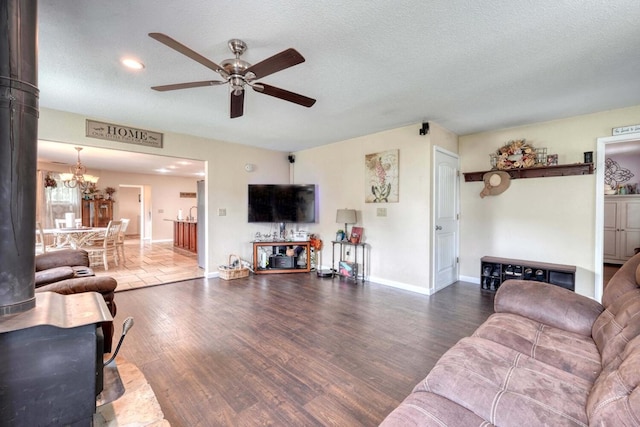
365,149,399,203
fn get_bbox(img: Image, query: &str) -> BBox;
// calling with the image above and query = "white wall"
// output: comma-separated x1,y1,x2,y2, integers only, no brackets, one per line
459,104,640,297
294,122,458,293
38,107,290,273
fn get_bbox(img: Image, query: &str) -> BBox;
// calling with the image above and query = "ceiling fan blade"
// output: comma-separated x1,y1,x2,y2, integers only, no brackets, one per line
253,84,316,108
245,48,305,79
230,91,245,118
151,80,226,92
149,33,229,79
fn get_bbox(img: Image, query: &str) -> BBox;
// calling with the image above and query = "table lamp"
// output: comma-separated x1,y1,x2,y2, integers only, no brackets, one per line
336,209,357,241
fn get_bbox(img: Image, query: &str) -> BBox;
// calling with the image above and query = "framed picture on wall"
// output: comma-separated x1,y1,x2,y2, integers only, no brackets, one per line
547,154,558,166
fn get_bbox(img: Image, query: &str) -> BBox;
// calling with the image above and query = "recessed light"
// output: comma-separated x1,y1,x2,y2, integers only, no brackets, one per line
121,58,145,70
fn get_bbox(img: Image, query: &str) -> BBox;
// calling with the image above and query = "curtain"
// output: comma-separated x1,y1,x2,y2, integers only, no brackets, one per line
36,170,81,229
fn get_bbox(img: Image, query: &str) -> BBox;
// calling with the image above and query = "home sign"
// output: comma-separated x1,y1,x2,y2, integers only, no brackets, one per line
86,119,163,148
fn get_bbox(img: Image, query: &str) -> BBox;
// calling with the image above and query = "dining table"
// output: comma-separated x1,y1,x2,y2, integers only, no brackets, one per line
42,226,107,250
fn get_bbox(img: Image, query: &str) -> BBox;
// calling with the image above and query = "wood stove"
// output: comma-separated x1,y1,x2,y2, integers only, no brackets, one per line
0,292,112,426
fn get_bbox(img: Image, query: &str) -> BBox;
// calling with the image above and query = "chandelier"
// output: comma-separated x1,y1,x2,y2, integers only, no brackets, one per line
59,147,99,191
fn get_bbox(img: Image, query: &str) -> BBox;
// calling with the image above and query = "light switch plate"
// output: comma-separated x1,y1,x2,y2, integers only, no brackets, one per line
377,208,387,217
218,208,226,216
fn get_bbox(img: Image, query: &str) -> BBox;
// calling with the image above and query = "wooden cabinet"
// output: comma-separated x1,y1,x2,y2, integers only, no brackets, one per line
81,199,113,227
173,221,197,253
604,195,640,264
480,256,576,292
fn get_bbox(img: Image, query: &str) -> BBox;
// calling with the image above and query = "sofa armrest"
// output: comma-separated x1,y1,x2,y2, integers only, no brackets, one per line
35,249,89,271
495,279,604,336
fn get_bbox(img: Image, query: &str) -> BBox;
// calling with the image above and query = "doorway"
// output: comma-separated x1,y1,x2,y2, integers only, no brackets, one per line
594,132,640,301
118,185,143,237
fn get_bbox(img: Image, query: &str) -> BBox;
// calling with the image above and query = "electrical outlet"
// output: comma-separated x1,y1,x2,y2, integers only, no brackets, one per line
377,207,387,217
158,209,164,214
218,208,226,216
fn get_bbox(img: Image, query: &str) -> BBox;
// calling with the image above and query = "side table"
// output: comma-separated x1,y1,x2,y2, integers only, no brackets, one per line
331,240,367,283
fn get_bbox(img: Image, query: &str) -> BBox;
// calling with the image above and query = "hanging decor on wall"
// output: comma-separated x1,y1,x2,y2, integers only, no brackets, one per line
365,149,399,203
490,139,541,170
604,158,635,189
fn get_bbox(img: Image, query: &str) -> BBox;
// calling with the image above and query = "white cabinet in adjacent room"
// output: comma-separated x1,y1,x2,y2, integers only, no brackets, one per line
604,195,640,264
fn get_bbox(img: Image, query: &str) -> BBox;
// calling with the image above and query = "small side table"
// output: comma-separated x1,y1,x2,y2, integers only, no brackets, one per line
331,240,367,283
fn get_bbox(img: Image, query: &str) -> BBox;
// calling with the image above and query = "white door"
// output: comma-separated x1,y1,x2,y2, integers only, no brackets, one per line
433,147,460,291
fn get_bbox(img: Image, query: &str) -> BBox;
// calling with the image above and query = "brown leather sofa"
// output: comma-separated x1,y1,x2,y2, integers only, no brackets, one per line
35,249,117,353
381,253,640,426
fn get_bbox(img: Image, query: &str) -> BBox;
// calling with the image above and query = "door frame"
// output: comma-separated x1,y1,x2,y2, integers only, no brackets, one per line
430,145,460,294
594,132,640,302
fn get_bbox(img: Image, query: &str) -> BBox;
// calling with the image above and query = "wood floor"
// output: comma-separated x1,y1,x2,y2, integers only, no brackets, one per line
114,275,495,426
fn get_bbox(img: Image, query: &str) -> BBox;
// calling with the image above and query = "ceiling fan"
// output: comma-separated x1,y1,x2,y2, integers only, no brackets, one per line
148,33,316,118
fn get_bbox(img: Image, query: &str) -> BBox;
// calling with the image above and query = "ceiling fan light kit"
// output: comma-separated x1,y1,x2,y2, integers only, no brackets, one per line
149,33,316,118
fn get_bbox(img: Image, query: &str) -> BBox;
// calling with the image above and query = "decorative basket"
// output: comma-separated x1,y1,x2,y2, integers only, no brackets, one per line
218,254,249,280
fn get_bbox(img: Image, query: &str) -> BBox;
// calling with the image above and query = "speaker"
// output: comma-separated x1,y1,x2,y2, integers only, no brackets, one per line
419,122,429,135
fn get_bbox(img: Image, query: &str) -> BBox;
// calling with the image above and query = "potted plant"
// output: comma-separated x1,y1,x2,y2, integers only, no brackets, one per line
104,186,116,200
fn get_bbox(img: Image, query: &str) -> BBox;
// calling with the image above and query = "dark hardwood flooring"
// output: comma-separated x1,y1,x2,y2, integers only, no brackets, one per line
114,274,495,426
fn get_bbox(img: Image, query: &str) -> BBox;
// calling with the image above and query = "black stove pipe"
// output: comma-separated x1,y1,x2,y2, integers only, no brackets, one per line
0,0,39,316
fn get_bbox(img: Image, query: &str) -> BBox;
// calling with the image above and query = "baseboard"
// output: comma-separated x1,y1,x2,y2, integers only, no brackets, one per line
206,271,219,279
460,275,480,285
150,238,173,243
369,276,432,295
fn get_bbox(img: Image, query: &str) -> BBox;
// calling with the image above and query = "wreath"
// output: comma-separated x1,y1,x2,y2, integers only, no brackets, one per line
44,173,57,189
494,139,537,170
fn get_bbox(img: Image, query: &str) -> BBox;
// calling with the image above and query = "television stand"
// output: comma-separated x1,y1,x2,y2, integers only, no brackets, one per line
252,241,311,274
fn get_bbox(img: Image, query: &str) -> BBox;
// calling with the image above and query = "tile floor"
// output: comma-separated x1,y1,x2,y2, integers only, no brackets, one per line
93,238,204,292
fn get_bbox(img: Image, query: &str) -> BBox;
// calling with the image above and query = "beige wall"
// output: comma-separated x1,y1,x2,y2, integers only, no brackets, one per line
293,122,458,293
38,107,290,273
459,104,640,297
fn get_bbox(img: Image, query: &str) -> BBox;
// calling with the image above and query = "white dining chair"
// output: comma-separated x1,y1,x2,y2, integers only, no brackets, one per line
53,218,67,247
116,218,130,264
35,222,47,255
78,220,122,270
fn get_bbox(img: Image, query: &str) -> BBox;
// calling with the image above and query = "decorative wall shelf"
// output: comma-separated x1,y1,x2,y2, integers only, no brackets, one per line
463,163,594,182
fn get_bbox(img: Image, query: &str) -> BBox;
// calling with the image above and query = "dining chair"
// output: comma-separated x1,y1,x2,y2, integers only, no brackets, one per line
52,218,68,247
116,218,130,264
35,222,47,255
79,220,122,270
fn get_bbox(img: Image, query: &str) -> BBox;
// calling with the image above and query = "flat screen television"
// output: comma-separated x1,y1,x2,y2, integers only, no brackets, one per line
248,184,316,223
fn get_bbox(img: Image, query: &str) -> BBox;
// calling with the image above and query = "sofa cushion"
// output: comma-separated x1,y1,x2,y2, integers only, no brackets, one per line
474,313,601,382
35,249,89,271
587,334,640,425
592,288,640,368
379,390,493,426
417,336,591,427
34,266,75,287
494,280,604,336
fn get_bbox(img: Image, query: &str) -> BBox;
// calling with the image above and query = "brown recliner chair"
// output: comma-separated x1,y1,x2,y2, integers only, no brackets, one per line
35,249,117,353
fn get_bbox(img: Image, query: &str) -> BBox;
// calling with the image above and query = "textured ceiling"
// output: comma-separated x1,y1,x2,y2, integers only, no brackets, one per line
38,0,640,153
